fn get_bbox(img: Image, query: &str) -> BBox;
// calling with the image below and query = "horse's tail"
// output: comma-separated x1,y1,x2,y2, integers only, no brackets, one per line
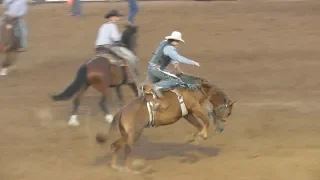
51,65,88,101
96,109,122,144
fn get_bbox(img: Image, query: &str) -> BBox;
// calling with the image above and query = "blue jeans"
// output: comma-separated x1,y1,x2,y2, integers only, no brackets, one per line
147,65,182,89
72,0,82,16
16,18,28,49
128,0,139,24
0,17,28,49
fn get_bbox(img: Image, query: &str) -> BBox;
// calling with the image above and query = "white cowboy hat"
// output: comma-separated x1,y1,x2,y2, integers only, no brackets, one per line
165,31,185,43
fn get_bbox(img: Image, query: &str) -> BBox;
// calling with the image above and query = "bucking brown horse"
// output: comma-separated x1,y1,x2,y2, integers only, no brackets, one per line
0,16,21,76
96,74,235,172
50,25,139,126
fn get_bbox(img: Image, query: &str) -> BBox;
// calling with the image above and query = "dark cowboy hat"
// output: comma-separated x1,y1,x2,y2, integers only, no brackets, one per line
104,9,124,19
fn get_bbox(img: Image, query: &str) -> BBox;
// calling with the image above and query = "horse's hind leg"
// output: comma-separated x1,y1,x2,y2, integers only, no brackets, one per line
90,74,113,123
68,85,88,126
110,112,128,170
97,81,114,123
124,123,145,172
99,92,113,123
110,136,127,169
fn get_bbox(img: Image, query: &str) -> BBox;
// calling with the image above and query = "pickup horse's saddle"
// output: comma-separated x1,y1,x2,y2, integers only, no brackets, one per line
95,46,128,67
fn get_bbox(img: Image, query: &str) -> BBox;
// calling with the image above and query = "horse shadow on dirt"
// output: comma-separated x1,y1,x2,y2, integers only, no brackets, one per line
93,135,220,167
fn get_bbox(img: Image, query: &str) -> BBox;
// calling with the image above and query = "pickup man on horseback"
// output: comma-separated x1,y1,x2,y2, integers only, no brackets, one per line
95,9,139,81
148,31,200,98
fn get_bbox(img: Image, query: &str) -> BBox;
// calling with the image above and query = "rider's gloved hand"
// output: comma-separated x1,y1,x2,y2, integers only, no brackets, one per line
193,61,200,67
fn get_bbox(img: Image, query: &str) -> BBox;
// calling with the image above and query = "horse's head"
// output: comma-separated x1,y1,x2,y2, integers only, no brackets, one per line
210,94,235,121
173,74,236,133
121,25,138,54
199,80,236,133
0,16,17,51
208,89,236,133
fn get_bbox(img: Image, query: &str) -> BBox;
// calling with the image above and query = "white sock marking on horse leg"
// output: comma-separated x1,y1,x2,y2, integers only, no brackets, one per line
0,68,8,76
105,114,114,123
68,115,80,126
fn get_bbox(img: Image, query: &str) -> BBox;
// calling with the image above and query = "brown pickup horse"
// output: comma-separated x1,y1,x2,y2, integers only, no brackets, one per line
0,17,21,76
96,74,235,172
51,25,139,126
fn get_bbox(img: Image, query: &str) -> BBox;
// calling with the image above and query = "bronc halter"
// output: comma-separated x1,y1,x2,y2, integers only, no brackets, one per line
207,97,230,133
198,80,231,133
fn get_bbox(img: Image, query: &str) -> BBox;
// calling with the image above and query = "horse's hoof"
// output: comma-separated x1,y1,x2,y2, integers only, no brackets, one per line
111,164,122,170
132,159,147,170
120,167,141,174
110,164,141,174
96,133,108,143
214,124,224,134
0,68,8,76
68,121,79,126
111,164,130,172
186,138,195,143
198,131,208,140
105,114,114,123
126,168,141,174
68,115,80,126
215,129,224,134
185,133,196,143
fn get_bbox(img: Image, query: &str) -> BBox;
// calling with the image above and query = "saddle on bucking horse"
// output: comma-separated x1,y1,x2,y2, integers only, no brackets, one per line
141,73,202,127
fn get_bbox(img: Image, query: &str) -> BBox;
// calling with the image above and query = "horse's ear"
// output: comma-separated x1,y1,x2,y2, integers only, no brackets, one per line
228,101,236,106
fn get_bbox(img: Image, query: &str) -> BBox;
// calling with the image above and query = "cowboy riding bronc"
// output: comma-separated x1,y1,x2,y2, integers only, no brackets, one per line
148,31,200,98
95,9,139,83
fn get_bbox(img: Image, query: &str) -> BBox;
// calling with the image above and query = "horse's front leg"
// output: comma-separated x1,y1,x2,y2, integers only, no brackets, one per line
69,97,81,126
191,103,211,140
184,114,204,143
99,93,114,123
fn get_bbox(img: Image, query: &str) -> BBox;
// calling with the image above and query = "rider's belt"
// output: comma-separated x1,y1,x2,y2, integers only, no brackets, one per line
4,14,20,19
149,63,162,70
95,44,111,48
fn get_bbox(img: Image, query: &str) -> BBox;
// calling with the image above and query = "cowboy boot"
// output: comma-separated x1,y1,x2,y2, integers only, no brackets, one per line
126,64,141,95
152,85,164,98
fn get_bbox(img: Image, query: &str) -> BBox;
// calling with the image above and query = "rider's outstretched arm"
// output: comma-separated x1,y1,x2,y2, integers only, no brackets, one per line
163,46,196,65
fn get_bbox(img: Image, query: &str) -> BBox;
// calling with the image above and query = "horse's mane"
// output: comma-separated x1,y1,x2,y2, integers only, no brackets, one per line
177,73,227,98
121,25,138,53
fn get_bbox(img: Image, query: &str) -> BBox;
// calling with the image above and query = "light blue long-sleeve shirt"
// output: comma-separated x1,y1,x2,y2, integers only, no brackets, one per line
95,22,122,46
163,45,195,65
4,0,28,17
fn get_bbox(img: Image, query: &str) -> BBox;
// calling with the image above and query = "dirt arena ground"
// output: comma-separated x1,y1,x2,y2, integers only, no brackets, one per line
1,0,320,179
